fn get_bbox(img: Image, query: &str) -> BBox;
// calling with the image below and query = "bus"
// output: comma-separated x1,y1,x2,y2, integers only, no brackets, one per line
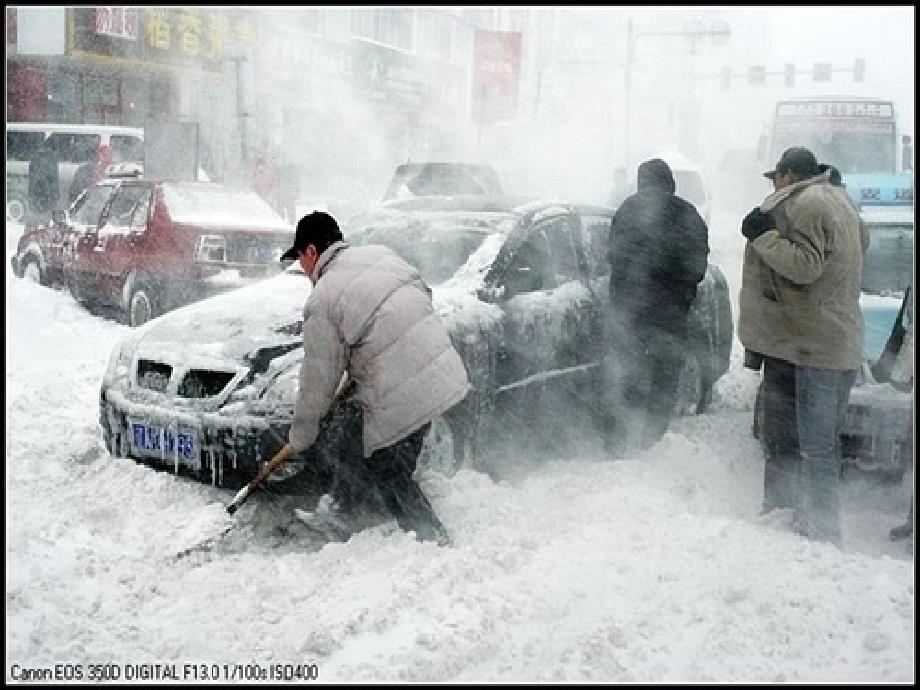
758,95,913,208
6,122,144,224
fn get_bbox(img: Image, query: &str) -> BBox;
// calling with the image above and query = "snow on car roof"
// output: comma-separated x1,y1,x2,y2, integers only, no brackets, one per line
162,182,293,231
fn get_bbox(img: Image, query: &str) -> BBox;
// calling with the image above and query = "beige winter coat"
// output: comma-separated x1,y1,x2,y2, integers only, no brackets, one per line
288,241,471,457
738,172,867,370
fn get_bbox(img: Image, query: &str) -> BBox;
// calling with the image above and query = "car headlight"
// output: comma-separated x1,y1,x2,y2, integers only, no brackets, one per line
103,339,136,387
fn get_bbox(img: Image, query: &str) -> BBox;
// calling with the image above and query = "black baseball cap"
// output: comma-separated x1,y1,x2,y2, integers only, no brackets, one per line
281,211,343,261
763,146,821,180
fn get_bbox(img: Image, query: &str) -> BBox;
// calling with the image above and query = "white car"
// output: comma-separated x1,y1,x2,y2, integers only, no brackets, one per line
648,151,712,225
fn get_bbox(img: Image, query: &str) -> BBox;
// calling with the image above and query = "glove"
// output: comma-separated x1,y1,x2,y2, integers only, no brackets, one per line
741,208,771,241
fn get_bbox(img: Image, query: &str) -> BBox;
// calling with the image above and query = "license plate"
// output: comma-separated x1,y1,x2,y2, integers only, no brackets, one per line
130,421,198,464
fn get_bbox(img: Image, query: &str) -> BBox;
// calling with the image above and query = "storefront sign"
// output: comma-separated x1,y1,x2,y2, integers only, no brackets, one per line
351,38,426,109
472,30,521,124
73,7,232,72
94,7,139,41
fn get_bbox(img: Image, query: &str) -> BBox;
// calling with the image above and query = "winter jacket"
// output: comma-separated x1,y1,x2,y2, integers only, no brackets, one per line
28,146,60,211
288,241,471,457
738,171,866,370
607,158,710,334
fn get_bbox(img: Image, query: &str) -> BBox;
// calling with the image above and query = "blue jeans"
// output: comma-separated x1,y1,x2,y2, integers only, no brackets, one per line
795,364,857,545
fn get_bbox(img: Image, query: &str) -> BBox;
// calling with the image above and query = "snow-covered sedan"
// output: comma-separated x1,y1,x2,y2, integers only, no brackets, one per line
98,197,733,490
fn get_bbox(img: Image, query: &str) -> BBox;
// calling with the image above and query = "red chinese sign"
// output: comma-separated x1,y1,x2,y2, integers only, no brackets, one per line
472,30,521,124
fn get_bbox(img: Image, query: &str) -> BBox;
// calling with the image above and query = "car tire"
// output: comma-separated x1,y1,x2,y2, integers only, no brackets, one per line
418,414,461,477
6,192,29,224
124,273,157,327
20,255,47,286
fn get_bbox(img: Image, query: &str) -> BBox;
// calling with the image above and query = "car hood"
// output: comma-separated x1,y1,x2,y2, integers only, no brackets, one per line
128,269,310,371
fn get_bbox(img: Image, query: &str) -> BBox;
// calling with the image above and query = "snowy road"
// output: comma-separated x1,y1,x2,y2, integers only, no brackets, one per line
5,212,913,683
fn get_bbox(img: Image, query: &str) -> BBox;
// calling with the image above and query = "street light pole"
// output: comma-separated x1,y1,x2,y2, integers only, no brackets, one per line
231,55,248,168
622,19,730,165
624,17,634,165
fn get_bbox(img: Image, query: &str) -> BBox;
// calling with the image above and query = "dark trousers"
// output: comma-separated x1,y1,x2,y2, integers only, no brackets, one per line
761,356,856,545
333,403,445,542
761,357,800,512
601,313,687,453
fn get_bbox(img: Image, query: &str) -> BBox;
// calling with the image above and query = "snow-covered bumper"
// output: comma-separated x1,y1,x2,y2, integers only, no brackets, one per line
98,383,304,487
841,383,913,479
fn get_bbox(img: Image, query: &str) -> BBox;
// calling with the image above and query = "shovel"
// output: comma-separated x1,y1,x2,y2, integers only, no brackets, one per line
173,375,354,561
226,442,295,514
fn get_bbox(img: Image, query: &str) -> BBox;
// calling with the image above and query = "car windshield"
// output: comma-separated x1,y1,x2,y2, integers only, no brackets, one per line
349,216,500,285
162,182,291,230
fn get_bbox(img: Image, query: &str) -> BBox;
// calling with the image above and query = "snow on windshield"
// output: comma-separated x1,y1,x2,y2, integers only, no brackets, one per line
163,182,292,230
349,212,513,285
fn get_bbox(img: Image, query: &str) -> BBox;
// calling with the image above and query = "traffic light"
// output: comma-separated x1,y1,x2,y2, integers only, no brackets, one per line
854,58,865,82
748,65,766,85
784,63,795,87
813,62,832,81
721,66,731,90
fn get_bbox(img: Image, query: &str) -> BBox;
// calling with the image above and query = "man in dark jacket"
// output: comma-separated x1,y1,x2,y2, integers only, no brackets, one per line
601,157,710,454
28,140,60,224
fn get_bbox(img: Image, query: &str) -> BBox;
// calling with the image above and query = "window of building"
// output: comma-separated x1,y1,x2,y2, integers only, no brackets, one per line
351,8,414,51
378,9,413,51
83,76,121,124
46,71,81,123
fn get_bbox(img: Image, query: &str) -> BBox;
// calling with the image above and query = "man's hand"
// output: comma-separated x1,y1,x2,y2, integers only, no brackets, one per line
741,208,771,241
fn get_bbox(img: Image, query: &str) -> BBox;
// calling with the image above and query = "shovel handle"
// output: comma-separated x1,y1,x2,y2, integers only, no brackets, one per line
225,442,295,514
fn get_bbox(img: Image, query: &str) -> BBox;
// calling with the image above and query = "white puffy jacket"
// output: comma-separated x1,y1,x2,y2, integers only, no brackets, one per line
288,241,471,457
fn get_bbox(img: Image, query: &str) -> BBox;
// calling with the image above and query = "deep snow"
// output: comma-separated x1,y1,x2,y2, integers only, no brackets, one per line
5,210,914,683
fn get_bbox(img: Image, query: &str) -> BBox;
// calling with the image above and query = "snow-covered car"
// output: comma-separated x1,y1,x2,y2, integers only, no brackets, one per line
652,151,712,226
380,162,503,203
11,178,293,326
98,197,733,490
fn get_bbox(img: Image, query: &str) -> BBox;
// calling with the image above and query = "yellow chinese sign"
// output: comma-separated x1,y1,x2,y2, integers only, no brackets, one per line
76,8,226,72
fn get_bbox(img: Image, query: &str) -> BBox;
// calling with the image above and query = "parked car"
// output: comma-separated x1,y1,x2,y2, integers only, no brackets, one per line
98,196,733,491
380,162,503,203
753,285,913,484
11,178,294,326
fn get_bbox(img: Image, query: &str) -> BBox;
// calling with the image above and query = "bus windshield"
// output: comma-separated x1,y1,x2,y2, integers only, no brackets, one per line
771,125,895,173
770,99,897,174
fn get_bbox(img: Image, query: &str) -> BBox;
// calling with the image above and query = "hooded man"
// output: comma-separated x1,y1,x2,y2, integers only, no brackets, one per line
739,146,866,546
601,157,710,454
281,211,470,545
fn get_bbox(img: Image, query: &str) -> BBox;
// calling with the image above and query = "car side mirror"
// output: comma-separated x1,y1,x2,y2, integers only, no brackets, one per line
52,209,67,226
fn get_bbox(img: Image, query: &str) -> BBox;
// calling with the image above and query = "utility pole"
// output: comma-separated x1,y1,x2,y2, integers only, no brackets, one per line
231,55,248,168
622,18,730,164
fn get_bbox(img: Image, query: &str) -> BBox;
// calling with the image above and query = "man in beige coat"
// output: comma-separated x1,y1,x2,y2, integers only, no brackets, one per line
739,146,865,546
281,211,471,545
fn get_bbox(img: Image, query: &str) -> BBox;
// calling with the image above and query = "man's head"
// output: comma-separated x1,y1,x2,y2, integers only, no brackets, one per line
637,158,675,195
281,211,343,278
763,146,820,189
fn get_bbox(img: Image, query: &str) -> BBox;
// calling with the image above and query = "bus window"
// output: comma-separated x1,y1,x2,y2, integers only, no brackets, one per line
110,135,144,163
6,131,46,162
47,132,101,165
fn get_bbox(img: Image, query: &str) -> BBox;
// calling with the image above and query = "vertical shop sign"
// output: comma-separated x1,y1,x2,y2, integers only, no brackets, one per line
471,30,521,124
95,7,139,40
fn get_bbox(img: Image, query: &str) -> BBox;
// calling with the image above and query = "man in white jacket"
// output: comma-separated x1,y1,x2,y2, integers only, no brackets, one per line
281,211,470,545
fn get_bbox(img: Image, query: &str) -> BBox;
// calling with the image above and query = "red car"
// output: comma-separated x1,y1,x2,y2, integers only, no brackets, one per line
11,178,294,326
